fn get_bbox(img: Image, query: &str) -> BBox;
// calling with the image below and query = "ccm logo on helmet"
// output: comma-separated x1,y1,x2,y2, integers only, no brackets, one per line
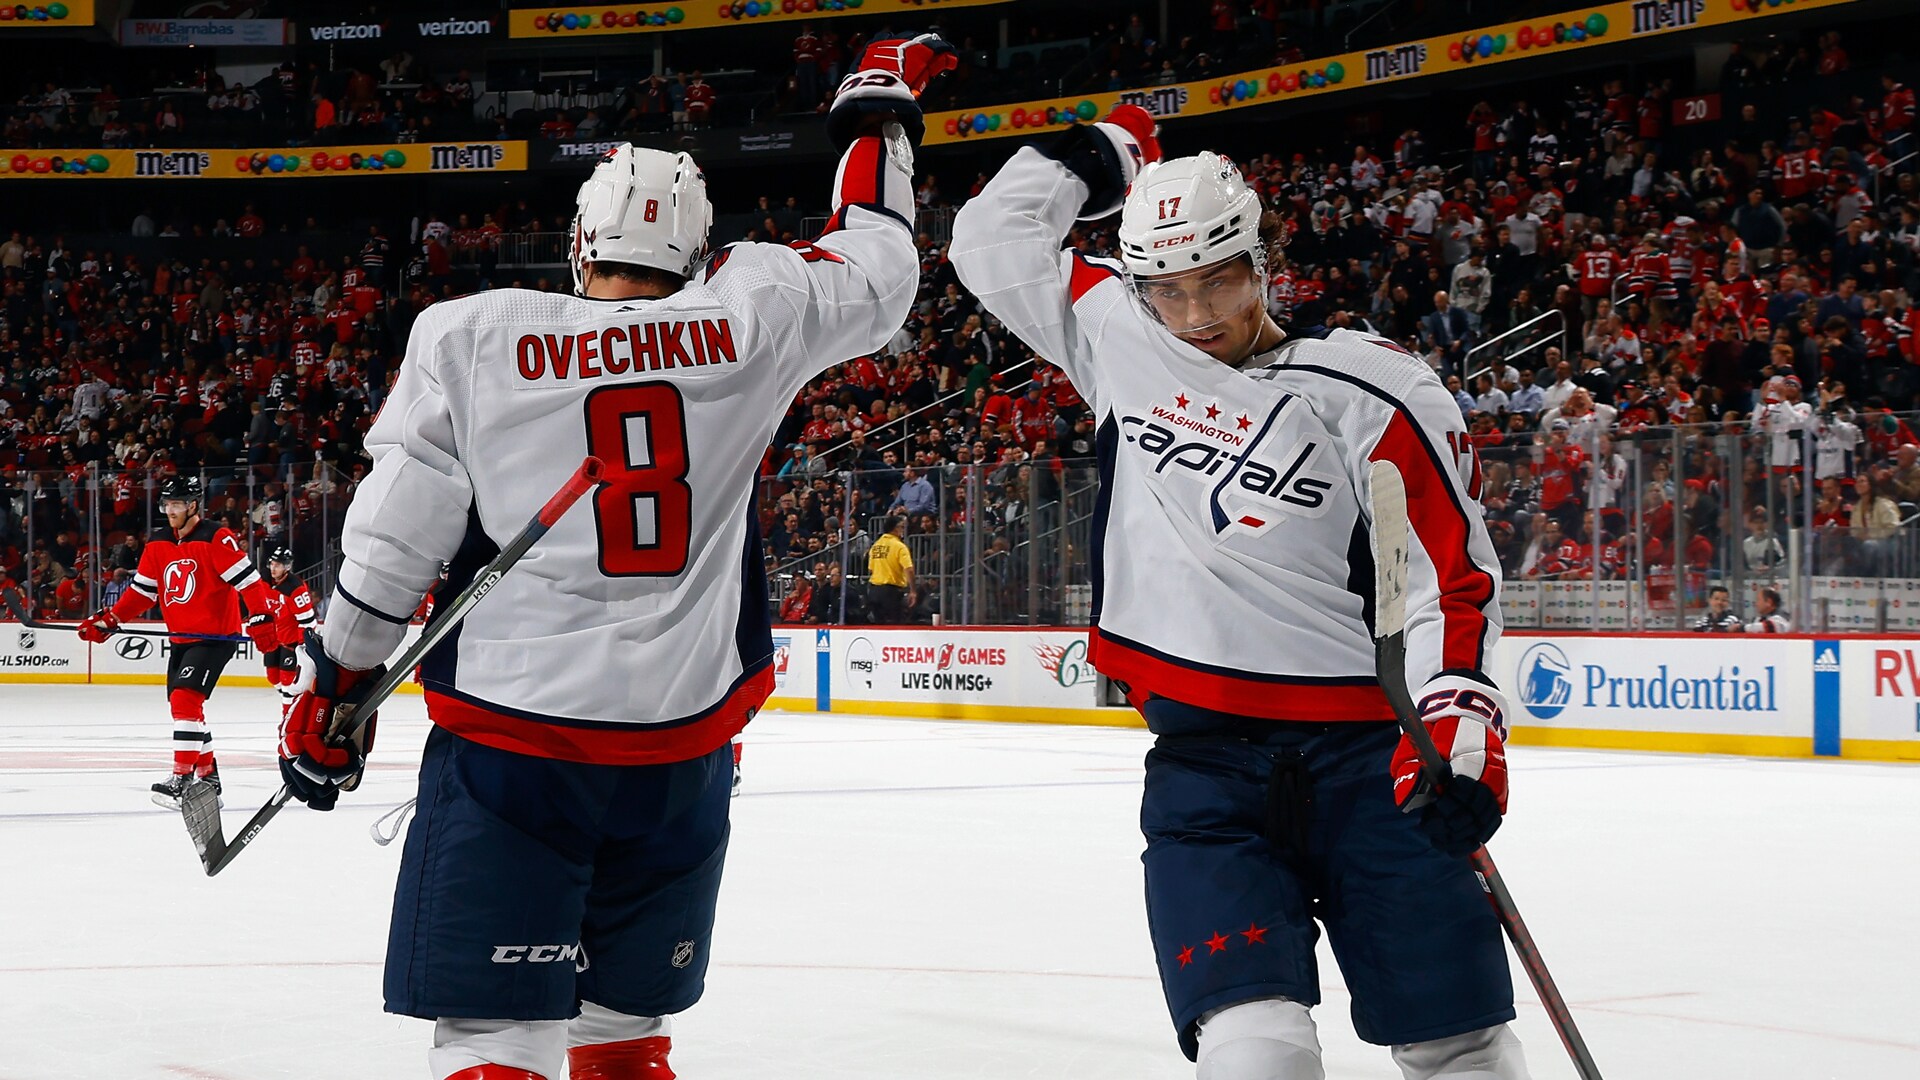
1151,234,1196,249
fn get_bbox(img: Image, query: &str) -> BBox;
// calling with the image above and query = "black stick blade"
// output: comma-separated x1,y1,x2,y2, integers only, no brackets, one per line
179,779,228,874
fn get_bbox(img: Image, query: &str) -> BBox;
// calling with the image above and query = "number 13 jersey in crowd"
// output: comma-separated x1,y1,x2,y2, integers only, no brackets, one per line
321,138,918,765
950,147,1504,720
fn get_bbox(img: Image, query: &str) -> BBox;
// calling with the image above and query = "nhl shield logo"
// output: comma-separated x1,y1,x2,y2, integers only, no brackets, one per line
670,940,697,969
16,630,33,650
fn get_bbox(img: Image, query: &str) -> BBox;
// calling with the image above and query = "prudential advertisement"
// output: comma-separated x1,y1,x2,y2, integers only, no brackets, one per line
1492,634,1814,743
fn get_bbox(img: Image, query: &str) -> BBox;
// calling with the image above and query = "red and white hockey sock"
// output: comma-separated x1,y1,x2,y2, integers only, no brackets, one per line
568,1037,674,1079
731,740,743,767
569,1002,672,1079
169,688,209,776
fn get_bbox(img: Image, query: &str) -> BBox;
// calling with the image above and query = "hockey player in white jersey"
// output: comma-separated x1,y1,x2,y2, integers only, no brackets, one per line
276,35,950,1080
952,110,1528,1079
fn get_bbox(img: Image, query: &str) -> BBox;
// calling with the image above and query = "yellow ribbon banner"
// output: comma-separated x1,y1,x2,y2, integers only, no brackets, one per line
509,0,1009,38
924,0,1865,146
0,142,528,179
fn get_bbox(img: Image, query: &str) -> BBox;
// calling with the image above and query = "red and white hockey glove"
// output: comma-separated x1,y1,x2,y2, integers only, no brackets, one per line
76,607,120,643
1044,103,1163,221
1392,673,1510,857
243,611,280,653
278,636,383,812
827,33,957,150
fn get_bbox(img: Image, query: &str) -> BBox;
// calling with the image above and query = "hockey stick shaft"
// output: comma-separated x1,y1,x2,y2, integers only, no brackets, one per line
1367,462,1602,1079
1377,634,1604,1080
0,591,245,641
204,456,605,876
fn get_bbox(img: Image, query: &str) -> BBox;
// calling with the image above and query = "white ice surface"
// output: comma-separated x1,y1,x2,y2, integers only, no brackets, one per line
1,684,1916,1079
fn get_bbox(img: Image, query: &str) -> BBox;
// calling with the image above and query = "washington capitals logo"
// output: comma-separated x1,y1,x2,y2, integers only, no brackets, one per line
1120,392,1339,538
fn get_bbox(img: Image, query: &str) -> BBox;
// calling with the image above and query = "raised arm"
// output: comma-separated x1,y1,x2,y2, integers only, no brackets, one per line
949,107,1160,394
698,35,951,396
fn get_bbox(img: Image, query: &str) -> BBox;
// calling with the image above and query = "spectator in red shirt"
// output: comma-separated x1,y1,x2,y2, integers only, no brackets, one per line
1883,74,1916,158
1817,31,1849,77
685,72,716,128
1011,383,1054,450
980,378,1015,436
235,204,264,239
793,25,821,107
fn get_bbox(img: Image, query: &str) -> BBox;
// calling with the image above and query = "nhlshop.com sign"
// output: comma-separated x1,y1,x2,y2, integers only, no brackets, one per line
0,628,76,671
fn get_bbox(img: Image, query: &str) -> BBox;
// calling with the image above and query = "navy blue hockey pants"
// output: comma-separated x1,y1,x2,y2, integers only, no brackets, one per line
385,726,730,1022
1139,700,1514,1060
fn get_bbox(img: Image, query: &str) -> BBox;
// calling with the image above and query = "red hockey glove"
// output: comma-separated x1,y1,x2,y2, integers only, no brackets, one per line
827,33,957,150
1392,673,1510,858
279,636,383,812
1097,103,1163,170
852,32,959,96
76,608,120,643
243,612,279,653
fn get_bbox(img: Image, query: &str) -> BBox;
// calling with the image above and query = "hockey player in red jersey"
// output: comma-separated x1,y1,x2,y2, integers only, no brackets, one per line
279,34,948,1080
954,110,1528,1078
76,476,280,808
260,545,317,717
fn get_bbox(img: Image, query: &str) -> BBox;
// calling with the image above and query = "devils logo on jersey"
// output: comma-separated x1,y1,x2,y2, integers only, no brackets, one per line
162,559,199,606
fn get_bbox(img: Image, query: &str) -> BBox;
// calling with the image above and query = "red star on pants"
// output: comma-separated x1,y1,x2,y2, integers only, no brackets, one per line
1174,393,1190,410
1176,946,1195,967
1205,402,1221,420
1241,923,1269,945
1205,931,1231,954
1236,413,1252,431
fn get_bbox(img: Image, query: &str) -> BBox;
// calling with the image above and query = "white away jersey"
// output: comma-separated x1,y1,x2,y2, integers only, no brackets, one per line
951,148,1502,720
1757,399,1813,468
323,134,918,764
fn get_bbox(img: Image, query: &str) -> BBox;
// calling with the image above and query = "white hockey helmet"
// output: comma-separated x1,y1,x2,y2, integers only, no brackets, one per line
1119,151,1264,281
569,144,713,294
1118,152,1268,335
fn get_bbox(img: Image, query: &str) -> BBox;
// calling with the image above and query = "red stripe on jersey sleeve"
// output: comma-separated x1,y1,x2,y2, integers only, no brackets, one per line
423,666,774,766
1368,411,1496,671
836,137,884,207
1068,253,1119,305
1091,631,1398,722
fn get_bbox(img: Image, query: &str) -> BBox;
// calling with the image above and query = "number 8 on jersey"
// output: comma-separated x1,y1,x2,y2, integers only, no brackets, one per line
583,382,692,576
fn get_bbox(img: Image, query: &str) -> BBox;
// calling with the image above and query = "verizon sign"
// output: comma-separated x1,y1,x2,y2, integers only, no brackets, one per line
416,17,495,37
307,21,383,42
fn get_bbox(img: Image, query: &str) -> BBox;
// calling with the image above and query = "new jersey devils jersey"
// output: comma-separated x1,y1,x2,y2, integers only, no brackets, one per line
267,574,317,644
113,519,273,640
951,148,1502,720
321,132,919,765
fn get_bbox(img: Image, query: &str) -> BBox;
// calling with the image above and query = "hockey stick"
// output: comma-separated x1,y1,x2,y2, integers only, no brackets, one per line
183,456,606,876
0,592,246,641
1368,462,1604,1080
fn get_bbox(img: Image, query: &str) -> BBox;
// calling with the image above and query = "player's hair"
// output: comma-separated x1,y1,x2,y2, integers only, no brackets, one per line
1257,207,1292,272
1759,586,1782,607
590,259,685,292
1708,585,1729,597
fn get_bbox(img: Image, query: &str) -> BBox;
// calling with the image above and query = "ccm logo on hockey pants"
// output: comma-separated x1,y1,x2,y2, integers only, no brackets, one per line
491,944,584,965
